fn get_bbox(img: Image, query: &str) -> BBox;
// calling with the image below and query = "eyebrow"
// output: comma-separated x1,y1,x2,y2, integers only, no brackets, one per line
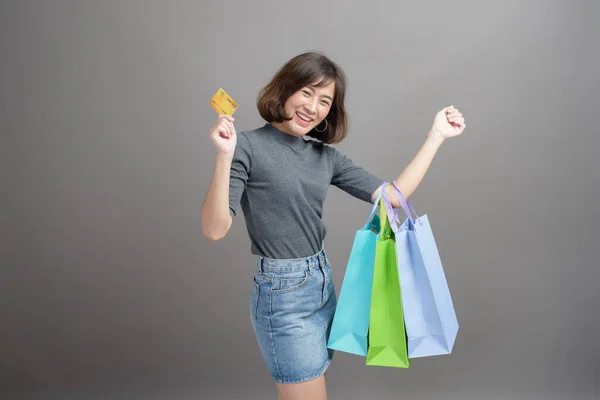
307,85,333,102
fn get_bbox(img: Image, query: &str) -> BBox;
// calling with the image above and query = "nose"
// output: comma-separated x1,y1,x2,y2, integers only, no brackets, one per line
305,98,318,114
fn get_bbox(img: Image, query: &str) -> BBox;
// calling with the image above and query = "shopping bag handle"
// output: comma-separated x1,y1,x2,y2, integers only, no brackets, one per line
378,189,394,240
391,181,420,224
381,182,405,232
381,181,423,232
362,185,383,229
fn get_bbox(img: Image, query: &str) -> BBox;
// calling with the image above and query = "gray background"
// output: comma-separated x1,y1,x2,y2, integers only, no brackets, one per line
2,1,599,399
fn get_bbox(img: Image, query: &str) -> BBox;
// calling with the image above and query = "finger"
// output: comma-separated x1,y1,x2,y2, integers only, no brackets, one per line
224,120,235,137
218,121,231,137
445,105,455,113
219,114,235,123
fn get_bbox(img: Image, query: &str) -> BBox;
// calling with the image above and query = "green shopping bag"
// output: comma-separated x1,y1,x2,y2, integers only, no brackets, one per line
366,187,410,368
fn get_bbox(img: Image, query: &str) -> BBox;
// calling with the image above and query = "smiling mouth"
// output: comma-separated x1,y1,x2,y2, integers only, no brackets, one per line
296,112,313,123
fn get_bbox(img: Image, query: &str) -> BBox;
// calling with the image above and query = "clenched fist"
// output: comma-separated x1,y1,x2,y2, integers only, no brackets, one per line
210,114,237,155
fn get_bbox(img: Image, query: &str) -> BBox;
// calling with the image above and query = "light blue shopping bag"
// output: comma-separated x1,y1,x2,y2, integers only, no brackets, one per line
382,182,459,358
327,189,383,356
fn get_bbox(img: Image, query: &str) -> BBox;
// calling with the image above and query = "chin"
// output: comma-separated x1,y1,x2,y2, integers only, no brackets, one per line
290,123,313,137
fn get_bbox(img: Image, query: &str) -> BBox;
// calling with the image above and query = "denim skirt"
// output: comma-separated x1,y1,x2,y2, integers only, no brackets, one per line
250,248,337,384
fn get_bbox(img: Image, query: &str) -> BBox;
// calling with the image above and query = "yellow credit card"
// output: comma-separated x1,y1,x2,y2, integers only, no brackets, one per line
210,88,238,115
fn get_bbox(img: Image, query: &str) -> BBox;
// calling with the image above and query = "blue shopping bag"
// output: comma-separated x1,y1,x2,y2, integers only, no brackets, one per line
382,182,459,358
327,188,383,356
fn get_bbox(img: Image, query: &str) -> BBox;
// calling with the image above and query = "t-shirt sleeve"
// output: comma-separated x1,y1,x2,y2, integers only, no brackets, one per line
327,145,385,203
228,132,252,217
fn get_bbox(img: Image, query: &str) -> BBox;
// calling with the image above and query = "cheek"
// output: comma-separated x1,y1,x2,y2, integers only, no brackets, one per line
319,105,332,118
282,102,295,119
286,97,301,113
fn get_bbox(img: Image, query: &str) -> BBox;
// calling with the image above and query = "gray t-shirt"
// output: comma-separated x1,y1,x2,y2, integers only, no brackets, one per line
229,123,384,259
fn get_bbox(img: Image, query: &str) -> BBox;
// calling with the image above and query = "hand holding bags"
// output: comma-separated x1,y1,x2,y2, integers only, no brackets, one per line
328,181,458,367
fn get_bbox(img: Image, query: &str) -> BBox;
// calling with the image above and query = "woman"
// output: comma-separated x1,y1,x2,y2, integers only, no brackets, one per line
201,51,466,400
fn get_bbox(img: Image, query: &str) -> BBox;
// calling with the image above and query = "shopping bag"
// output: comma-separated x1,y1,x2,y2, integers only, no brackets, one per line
366,186,410,368
327,189,382,356
382,181,459,358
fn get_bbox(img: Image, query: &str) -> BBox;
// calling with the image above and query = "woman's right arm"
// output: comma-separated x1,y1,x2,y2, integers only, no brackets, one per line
201,115,237,241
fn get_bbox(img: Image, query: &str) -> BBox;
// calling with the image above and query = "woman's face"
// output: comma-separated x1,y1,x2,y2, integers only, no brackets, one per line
277,80,335,137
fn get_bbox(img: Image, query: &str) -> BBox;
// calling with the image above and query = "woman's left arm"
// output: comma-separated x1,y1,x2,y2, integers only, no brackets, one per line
372,105,466,207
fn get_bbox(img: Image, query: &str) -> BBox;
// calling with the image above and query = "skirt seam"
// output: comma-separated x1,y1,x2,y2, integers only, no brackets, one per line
266,288,282,380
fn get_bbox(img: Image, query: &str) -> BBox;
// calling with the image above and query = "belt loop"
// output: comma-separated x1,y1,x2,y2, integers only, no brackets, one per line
256,256,264,274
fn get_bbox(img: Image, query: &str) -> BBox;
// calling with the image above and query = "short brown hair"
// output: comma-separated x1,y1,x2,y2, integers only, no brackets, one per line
257,52,348,144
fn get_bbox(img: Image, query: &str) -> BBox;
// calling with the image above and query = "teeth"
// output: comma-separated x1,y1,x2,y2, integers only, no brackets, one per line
296,112,312,122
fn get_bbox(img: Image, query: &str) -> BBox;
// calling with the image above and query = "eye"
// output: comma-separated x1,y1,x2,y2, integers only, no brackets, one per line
320,100,330,106
302,90,311,97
